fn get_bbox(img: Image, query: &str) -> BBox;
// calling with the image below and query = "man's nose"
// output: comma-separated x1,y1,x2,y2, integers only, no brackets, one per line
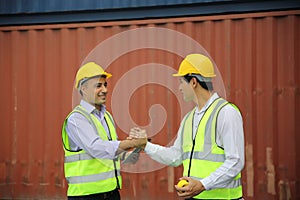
101,85,108,92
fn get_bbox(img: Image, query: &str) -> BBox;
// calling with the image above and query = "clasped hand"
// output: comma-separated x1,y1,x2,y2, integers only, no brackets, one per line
128,127,148,149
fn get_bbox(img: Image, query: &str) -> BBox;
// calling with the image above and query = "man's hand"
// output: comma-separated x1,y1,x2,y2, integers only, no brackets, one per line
129,127,147,139
118,137,147,153
131,137,147,149
127,127,148,149
174,177,205,198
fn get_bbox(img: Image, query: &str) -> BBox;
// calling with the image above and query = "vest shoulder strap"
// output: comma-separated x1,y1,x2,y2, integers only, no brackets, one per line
105,111,115,127
63,106,96,152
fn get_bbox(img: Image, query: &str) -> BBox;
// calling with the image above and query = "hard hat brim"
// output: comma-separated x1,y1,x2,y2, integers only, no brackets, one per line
103,72,112,79
172,73,185,77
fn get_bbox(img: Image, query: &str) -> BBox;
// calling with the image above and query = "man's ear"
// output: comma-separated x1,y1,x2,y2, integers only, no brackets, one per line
191,77,198,88
80,84,88,95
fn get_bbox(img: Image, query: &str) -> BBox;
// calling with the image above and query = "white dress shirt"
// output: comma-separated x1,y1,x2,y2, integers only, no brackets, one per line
144,93,244,190
66,100,120,160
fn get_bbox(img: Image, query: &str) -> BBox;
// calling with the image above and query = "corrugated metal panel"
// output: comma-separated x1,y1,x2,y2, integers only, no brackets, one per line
0,0,237,14
2,0,300,15
1,0,299,26
0,10,299,199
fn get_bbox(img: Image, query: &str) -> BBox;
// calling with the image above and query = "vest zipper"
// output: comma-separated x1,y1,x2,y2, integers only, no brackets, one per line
187,138,196,177
113,160,120,189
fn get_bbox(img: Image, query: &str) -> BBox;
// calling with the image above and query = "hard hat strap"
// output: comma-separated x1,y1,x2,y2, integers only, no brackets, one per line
78,78,89,89
184,74,213,91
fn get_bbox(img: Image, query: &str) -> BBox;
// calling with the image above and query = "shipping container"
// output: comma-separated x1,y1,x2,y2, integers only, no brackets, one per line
0,9,300,199
1,0,299,26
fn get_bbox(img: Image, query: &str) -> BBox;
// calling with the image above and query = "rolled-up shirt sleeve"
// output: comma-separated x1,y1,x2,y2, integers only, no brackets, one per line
66,112,120,160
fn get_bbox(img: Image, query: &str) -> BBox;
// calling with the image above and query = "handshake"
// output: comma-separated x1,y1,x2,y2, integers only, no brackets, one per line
119,127,148,164
127,127,148,149
118,127,148,154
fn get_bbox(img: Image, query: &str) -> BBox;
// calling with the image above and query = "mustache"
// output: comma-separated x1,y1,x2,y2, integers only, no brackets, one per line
98,92,108,96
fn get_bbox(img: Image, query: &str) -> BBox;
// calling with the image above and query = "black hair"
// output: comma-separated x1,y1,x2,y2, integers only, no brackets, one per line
183,74,213,91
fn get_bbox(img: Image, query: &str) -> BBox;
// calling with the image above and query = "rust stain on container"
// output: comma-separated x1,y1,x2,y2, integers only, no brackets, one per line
266,147,276,195
167,166,174,193
279,180,292,200
0,10,300,199
245,143,254,197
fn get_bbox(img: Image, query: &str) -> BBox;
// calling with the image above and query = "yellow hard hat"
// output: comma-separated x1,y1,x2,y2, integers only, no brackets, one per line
173,54,216,78
75,62,112,89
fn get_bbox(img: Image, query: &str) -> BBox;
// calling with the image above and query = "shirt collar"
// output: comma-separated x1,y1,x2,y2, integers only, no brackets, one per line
80,100,107,116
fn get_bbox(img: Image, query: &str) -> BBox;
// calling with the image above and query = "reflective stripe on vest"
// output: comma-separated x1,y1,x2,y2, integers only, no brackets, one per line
65,153,94,163
190,176,242,189
66,170,121,184
65,152,119,163
182,151,225,162
62,105,121,196
182,98,242,199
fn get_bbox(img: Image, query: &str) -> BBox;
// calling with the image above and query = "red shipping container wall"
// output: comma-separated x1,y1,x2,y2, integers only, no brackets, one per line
0,10,299,199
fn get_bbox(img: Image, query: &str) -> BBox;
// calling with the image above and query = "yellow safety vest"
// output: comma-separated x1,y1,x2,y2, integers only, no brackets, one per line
182,98,242,199
62,105,122,196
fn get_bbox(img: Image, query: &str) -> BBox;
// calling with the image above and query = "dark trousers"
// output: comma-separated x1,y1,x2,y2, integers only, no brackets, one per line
68,189,120,200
